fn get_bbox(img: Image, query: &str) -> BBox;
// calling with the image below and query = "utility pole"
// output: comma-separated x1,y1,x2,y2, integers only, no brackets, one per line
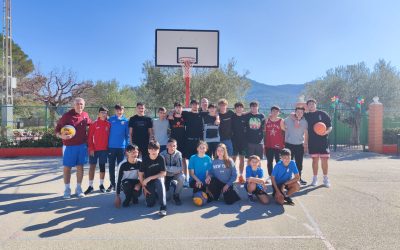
1,0,15,137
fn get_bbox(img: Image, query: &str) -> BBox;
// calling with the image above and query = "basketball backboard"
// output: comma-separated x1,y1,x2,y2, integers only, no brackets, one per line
155,29,219,68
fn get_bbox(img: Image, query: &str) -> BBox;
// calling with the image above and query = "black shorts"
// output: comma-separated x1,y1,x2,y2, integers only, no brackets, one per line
184,138,200,159
232,138,247,156
272,183,288,197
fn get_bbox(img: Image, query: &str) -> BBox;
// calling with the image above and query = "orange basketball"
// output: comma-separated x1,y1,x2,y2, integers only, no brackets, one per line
313,122,326,136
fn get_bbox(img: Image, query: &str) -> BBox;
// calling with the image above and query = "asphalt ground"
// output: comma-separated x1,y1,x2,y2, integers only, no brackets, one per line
0,151,399,250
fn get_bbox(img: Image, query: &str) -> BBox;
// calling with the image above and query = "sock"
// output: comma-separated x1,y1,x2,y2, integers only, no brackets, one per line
100,179,104,185
247,193,252,196
323,175,328,179
89,180,93,187
65,184,70,189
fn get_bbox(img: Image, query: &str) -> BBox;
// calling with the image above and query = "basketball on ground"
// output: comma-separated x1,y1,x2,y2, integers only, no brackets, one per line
192,191,208,206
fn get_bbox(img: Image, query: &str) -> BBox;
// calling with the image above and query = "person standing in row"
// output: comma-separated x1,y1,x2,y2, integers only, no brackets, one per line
129,102,153,158
153,107,169,152
218,99,235,156
231,102,247,184
245,101,265,160
202,103,220,158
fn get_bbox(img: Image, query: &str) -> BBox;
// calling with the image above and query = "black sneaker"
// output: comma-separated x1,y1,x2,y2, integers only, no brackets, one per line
84,186,94,195
99,184,106,193
300,179,307,185
173,194,182,206
159,206,167,217
132,197,139,204
284,196,295,205
248,194,256,202
122,198,131,207
106,185,115,192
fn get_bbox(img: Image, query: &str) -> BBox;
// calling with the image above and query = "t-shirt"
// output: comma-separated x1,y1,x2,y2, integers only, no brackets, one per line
108,115,129,149
128,115,153,146
245,165,264,190
139,155,166,178
304,110,331,150
55,109,92,146
116,160,141,194
232,113,247,142
153,118,169,146
188,154,212,183
272,160,299,185
284,116,308,145
245,113,265,144
169,115,185,142
182,111,203,139
219,110,235,140
210,158,237,186
202,114,220,143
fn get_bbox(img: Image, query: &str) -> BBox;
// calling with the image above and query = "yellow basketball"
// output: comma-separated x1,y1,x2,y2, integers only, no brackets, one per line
192,191,208,206
61,125,76,138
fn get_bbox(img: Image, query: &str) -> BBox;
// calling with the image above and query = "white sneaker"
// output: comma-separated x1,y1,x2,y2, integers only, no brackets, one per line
311,176,318,186
323,176,331,188
75,186,85,198
63,187,71,199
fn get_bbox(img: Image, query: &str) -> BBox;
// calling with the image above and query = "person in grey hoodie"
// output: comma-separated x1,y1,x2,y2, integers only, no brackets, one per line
205,143,240,204
160,138,184,205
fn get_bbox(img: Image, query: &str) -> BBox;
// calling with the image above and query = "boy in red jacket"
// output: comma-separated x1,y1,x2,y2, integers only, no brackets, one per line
85,106,111,194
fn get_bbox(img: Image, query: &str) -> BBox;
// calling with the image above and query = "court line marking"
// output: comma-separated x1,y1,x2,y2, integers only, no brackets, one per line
297,198,335,250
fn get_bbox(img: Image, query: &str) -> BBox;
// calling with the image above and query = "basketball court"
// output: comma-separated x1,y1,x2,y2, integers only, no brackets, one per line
1,151,399,249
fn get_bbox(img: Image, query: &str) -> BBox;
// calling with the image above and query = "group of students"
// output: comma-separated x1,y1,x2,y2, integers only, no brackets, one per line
56,97,332,217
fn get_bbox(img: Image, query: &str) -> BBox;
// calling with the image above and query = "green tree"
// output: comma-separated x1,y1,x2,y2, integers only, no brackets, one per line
0,35,34,78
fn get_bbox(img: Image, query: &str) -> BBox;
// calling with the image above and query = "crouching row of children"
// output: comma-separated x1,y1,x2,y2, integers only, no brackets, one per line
114,139,300,217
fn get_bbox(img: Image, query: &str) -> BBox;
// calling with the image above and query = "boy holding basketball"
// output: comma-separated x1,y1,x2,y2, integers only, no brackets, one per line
304,99,332,187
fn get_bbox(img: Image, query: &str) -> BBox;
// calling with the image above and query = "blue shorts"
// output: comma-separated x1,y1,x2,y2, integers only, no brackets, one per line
221,139,233,156
63,144,88,167
89,150,108,164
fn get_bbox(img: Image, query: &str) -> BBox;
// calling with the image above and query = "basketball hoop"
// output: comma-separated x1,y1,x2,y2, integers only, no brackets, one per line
178,57,196,107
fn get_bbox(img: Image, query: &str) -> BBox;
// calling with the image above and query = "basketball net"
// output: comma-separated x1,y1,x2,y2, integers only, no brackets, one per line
179,57,196,107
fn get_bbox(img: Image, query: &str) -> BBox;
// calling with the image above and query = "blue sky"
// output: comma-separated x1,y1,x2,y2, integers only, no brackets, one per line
10,0,400,86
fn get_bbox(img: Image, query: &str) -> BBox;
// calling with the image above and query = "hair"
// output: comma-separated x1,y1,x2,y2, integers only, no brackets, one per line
197,140,208,151
306,99,317,105
216,143,232,168
174,102,182,107
190,99,199,105
114,104,124,110
270,105,280,111
126,144,139,152
247,155,261,165
295,106,305,111
249,101,259,107
167,138,177,144
98,106,109,113
136,102,145,107
280,148,292,157
208,103,216,109
218,98,228,106
158,107,166,113
201,98,209,103
148,140,160,150
234,102,244,108
74,97,85,104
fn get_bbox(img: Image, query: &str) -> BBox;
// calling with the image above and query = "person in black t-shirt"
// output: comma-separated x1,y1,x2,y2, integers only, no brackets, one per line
245,101,265,159
181,99,204,159
169,102,186,155
218,99,235,156
114,144,142,207
129,102,154,158
304,99,332,188
232,102,248,183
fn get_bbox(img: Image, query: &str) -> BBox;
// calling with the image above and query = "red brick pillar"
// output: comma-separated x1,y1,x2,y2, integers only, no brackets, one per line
368,97,383,153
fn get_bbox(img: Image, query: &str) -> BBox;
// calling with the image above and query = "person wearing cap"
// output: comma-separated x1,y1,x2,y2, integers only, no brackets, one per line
304,99,332,187
107,104,130,192
84,106,111,195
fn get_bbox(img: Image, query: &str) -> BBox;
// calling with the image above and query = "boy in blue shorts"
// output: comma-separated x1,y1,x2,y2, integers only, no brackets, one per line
245,155,269,204
271,148,300,205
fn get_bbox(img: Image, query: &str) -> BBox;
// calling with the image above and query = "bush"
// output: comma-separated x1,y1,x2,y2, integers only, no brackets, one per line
383,128,400,144
0,128,62,148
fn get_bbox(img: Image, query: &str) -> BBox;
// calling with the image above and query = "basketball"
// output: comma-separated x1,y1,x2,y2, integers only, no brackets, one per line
313,122,326,136
192,191,208,206
61,125,76,138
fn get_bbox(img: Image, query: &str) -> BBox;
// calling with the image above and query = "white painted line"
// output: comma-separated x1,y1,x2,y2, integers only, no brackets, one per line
297,198,336,250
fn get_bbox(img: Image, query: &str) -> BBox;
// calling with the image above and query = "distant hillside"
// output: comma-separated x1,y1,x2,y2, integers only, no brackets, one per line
245,79,305,110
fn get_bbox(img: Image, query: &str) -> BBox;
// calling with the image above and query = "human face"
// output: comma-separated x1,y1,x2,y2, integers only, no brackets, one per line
307,102,317,112
216,146,225,159
295,109,304,119
174,105,183,114
201,98,209,111
158,110,166,120
167,142,177,154
137,105,145,116
281,155,291,166
148,147,160,158
219,103,227,113
209,107,217,116
191,103,199,112
235,106,244,115
197,144,207,155
270,109,280,118
74,99,85,114
98,111,108,120
126,148,139,161
250,105,258,114
115,108,124,117
249,158,260,169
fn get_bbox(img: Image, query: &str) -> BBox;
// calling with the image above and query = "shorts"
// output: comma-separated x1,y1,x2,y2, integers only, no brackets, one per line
272,183,288,197
63,144,88,167
245,183,268,196
220,139,233,156
184,138,200,159
232,138,247,156
310,153,330,158
89,150,108,164
247,143,263,159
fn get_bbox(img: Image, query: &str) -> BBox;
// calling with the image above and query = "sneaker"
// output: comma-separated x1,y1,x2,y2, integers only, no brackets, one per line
248,194,256,202
99,184,106,193
122,198,131,207
173,194,182,206
63,187,71,199
159,209,167,217
106,185,115,192
171,180,178,193
132,197,139,204
75,186,85,198
311,176,318,186
84,186,94,195
183,180,189,188
238,175,245,184
323,176,331,188
284,196,295,205
300,178,307,185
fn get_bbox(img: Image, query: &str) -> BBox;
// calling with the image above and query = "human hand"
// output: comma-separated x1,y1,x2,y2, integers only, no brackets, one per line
222,184,229,193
